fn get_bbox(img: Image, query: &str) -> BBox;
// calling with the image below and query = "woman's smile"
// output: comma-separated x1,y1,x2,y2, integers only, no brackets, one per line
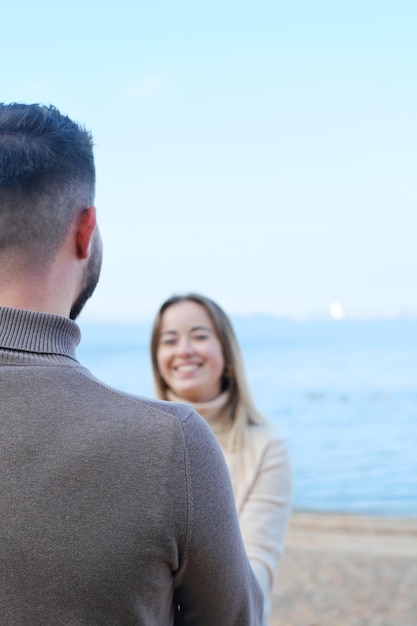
157,300,225,403
174,362,202,374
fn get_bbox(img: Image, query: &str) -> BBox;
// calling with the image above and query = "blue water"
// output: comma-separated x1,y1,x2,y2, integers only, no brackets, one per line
77,317,417,518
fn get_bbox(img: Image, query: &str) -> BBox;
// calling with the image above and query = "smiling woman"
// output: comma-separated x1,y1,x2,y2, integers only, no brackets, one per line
151,293,293,624
156,300,226,402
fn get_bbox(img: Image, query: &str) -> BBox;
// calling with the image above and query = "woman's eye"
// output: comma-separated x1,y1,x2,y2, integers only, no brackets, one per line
193,334,208,341
161,338,176,346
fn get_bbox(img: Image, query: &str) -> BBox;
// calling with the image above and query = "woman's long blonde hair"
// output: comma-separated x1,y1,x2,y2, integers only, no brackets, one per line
151,293,266,449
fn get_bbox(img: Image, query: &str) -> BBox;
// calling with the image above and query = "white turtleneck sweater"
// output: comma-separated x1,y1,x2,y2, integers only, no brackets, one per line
167,391,292,623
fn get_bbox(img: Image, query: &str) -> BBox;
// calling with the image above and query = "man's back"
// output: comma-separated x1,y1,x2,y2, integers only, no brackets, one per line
0,307,263,624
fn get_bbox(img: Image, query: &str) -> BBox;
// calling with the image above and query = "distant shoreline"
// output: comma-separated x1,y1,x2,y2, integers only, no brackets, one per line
292,507,417,520
79,314,417,326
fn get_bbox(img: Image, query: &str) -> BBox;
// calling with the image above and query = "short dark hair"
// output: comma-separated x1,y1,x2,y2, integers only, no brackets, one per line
0,103,95,264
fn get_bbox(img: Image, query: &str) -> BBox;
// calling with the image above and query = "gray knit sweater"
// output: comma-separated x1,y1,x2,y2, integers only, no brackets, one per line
0,307,262,625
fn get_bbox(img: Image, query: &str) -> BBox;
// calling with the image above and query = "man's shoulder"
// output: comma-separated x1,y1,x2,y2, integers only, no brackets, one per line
76,365,197,425
61,364,221,461
120,393,197,425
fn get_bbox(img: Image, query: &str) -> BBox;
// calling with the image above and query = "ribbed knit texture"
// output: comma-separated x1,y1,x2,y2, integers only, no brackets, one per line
0,306,79,360
0,306,263,625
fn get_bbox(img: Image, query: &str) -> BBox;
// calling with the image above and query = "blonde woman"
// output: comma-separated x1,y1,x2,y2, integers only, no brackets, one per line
151,294,292,623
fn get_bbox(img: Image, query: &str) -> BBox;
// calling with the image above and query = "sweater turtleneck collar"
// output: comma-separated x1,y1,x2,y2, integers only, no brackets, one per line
0,306,80,360
166,389,233,439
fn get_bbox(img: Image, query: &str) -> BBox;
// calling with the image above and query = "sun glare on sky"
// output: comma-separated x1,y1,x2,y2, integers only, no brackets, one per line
330,302,344,320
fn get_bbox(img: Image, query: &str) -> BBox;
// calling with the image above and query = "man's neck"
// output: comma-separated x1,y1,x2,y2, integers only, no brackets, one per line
0,263,71,319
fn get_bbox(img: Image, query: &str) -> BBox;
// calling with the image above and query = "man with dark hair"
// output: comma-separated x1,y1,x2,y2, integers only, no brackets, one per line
0,103,263,625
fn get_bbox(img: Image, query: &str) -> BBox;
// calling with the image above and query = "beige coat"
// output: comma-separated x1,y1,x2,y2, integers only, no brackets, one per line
227,423,292,620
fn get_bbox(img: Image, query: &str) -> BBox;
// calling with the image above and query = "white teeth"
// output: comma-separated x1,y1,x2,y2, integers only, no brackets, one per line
176,364,199,373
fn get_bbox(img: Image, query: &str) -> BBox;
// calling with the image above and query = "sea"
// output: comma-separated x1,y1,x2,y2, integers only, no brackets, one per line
77,316,417,518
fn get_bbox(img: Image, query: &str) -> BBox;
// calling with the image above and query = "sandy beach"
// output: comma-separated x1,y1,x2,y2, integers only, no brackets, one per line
269,511,417,626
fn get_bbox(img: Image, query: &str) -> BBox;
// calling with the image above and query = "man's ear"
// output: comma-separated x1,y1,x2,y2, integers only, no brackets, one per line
76,206,97,260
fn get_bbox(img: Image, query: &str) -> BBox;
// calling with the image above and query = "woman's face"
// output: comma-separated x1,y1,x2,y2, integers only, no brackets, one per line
156,300,225,403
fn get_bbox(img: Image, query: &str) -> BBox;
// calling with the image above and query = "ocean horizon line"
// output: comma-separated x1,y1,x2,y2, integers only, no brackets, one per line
79,309,417,325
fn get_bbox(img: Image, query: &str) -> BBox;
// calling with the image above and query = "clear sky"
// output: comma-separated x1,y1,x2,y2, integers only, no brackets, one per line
2,0,416,320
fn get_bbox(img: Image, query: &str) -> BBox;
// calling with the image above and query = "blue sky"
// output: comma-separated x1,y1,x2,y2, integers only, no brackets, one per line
3,0,416,320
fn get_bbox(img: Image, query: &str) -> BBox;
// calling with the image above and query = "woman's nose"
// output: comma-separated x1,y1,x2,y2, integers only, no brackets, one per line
177,337,194,356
